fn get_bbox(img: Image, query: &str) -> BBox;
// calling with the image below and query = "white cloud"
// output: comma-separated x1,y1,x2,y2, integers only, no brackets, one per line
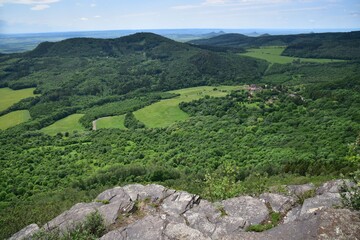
80,17,88,21
0,0,59,4
94,15,101,18
30,4,49,10
90,3,96,7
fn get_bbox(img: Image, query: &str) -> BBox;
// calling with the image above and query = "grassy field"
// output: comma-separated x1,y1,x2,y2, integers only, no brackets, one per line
134,86,244,128
41,114,85,135
0,110,31,130
96,115,126,130
241,47,341,64
0,87,38,112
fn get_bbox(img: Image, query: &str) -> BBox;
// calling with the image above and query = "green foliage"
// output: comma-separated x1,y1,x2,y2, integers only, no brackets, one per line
190,31,360,60
124,112,145,129
204,161,243,201
246,212,281,232
340,170,360,210
32,211,106,240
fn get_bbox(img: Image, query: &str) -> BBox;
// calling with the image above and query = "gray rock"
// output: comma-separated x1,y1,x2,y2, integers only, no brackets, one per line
160,191,200,216
123,184,175,203
221,196,269,225
300,192,342,217
183,200,220,236
96,187,135,226
9,224,39,240
101,214,166,240
287,183,315,197
316,179,354,195
212,216,248,239
43,202,101,232
283,206,301,224
259,193,295,214
164,222,211,240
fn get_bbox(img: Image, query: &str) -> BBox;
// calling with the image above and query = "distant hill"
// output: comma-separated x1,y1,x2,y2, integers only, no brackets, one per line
189,31,360,60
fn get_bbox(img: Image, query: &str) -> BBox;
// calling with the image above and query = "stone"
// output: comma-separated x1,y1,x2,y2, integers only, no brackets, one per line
300,192,342,217
43,202,101,232
160,191,200,216
9,224,39,240
163,222,211,240
123,184,176,203
96,186,135,226
100,214,166,240
259,193,295,214
212,216,248,239
316,179,355,195
283,206,301,224
221,196,269,225
287,183,315,197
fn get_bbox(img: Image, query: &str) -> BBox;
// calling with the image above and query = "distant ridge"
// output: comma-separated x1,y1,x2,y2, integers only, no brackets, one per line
189,31,360,60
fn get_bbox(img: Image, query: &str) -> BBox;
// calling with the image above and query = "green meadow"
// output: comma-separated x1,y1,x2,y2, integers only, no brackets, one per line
0,87,38,112
96,115,126,130
41,114,85,135
0,110,31,130
241,46,340,64
134,86,244,128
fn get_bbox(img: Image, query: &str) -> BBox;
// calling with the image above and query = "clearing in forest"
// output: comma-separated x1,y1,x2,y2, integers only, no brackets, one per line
41,114,85,135
0,87,38,112
95,115,127,130
0,110,31,130
241,46,341,64
134,86,244,128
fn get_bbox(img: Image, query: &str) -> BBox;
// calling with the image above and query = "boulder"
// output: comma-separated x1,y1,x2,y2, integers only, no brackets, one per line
43,202,101,232
9,224,39,240
259,193,295,214
211,216,248,239
100,214,166,240
316,179,354,195
221,196,269,225
160,191,200,216
96,187,135,226
164,222,211,240
300,192,342,217
123,184,175,203
287,183,315,197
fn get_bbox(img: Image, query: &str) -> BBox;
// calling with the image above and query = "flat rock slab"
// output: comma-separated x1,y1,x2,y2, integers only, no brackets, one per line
259,193,295,214
287,183,315,197
316,179,354,195
9,223,39,240
123,184,176,203
164,222,211,240
160,191,200,216
221,196,269,225
100,214,166,240
43,202,101,232
300,192,341,217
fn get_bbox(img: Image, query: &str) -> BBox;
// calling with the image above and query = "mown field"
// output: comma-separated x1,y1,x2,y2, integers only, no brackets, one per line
0,110,31,130
0,87,38,112
241,46,341,64
95,115,126,130
134,86,245,128
40,114,85,135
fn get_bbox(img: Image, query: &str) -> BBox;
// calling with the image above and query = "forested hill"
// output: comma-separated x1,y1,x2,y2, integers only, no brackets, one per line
1,32,267,93
189,31,360,60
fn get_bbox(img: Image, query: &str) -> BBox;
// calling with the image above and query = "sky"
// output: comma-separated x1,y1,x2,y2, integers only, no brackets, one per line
0,0,359,34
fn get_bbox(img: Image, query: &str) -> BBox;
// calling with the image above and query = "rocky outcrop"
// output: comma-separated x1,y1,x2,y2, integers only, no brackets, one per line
11,180,360,240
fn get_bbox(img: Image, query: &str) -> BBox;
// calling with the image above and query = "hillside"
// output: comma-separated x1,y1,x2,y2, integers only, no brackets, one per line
0,33,267,130
189,31,360,60
0,31,360,238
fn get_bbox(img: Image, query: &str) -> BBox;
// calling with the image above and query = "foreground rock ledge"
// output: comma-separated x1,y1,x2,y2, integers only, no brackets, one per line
11,181,360,240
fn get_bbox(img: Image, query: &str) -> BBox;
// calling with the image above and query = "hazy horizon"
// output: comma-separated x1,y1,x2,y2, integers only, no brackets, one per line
1,0,359,34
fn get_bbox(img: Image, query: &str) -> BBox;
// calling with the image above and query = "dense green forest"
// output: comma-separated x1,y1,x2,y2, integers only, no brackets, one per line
190,31,360,60
0,32,359,238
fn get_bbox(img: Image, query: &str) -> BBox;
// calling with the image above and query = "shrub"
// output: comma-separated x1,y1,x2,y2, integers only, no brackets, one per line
340,171,360,210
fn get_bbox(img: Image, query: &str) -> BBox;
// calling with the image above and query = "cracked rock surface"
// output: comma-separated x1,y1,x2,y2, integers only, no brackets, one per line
11,181,360,240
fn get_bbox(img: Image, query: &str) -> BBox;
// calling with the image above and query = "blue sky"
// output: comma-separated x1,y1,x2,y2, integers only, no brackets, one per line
0,0,359,33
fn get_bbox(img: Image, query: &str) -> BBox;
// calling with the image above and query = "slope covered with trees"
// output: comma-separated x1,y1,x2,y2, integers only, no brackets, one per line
0,31,359,238
189,31,360,60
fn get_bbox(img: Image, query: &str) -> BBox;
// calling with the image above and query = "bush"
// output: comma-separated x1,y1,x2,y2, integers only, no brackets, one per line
340,171,360,210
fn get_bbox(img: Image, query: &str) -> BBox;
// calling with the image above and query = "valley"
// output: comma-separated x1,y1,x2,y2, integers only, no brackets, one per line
0,31,359,239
